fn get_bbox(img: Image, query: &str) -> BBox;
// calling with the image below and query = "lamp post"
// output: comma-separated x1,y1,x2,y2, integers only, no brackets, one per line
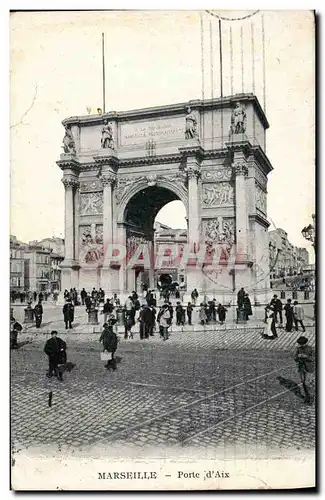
301,213,316,250
301,214,316,307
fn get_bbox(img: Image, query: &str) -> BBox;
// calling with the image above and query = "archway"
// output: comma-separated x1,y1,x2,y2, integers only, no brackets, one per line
123,185,187,293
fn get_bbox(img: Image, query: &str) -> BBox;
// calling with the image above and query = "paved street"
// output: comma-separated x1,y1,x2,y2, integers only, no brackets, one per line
11,326,316,459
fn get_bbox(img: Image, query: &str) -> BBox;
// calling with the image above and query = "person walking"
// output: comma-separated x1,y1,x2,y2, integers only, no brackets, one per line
191,288,199,305
99,320,118,370
148,306,156,336
263,306,277,339
85,294,92,312
284,298,294,332
80,288,87,306
160,303,171,341
38,292,44,303
294,336,314,404
217,303,227,325
139,305,148,340
175,302,185,326
124,311,134,339
293,301,306,332
103,298,114,323
10,320,23,349
63,299,74,329
237,287,245,309
186,302,194,325
270,294,283,326
199,303,207,325
44,330,66,381
243,293,252,321
34,300,43,328
33,291,38,302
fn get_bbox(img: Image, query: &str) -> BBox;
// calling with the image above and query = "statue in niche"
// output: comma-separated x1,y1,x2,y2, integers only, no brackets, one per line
62,125,76,154
101,120,115,149
185,106,198,139
230,102,247,135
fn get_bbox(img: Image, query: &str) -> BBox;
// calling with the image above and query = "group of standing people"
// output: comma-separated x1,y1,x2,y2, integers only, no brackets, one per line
237,288,253,321
263,294,306,340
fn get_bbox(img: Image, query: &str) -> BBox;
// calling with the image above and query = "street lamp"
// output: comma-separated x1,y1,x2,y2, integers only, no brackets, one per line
301,214,316,248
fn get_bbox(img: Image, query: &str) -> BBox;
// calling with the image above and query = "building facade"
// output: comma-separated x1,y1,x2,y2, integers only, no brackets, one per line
9,237,64,292
10,236,25,291
269,228,309,278
57,94,273,302
154,221,187,286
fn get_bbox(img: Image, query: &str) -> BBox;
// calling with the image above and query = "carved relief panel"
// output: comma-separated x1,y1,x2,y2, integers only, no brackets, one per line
80,192,103,215
202,182,234,207
202,217,236,264
79,180,103,193
79,224,104,265
201,167,233,182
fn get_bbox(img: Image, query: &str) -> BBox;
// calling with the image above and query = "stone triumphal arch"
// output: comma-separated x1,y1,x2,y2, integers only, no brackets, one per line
57,94,273,302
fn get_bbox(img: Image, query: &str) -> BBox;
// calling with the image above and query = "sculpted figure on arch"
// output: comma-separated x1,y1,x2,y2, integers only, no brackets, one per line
62,125,76,154
230,101,247,135
185,106,198,140
101,120,115,149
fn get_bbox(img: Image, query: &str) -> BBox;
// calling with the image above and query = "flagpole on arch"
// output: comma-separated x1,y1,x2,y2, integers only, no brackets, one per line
102,32,106,113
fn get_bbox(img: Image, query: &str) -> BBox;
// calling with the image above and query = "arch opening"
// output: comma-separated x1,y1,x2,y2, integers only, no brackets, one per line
123,186,187,293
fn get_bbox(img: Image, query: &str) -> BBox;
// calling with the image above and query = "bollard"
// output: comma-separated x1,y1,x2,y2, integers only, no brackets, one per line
24,304,34,324
280,291,285,299
88,309,99,325
236,308,247,324
117,309,125,326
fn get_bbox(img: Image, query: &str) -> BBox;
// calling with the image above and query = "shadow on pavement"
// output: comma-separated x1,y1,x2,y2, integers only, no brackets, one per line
277,376,304,400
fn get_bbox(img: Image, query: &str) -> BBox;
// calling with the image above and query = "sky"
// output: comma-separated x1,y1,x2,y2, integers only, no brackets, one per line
10,10,315,259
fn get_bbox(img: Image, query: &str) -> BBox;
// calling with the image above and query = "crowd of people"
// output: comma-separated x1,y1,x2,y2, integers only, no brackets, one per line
10,289,59,304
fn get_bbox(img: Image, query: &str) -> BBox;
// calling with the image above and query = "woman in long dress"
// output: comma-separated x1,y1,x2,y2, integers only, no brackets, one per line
263,306,277,339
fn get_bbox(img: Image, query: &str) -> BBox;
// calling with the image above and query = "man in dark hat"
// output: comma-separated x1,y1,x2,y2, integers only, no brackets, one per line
44,331,66,381
270,294,283,327
10,320,23,349
294,336,314,404
99,319,118,370
34,300,43,328
284,298,294,332
63,299,74,329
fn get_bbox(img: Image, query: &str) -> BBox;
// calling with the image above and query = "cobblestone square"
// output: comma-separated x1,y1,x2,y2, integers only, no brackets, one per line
11,327,316,460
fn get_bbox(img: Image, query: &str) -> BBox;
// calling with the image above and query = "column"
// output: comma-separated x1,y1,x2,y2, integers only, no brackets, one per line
61,175,79,265
185,159,202,294
187,161,201,251
117,223,127,295
101,171,117,293
74,186,80,263
233,161,249,262
101,172,116,263
148,240,155,289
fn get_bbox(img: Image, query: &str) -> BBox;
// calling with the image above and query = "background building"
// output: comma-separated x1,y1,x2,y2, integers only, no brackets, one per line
268,228,309,279
9,236,64,292
154,221,187,286
10,236,26,291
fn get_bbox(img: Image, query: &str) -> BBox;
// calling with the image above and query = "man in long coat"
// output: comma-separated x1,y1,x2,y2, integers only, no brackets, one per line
34,300,43,328
44,330,66,380
63,300,74,329
99,321,118,370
